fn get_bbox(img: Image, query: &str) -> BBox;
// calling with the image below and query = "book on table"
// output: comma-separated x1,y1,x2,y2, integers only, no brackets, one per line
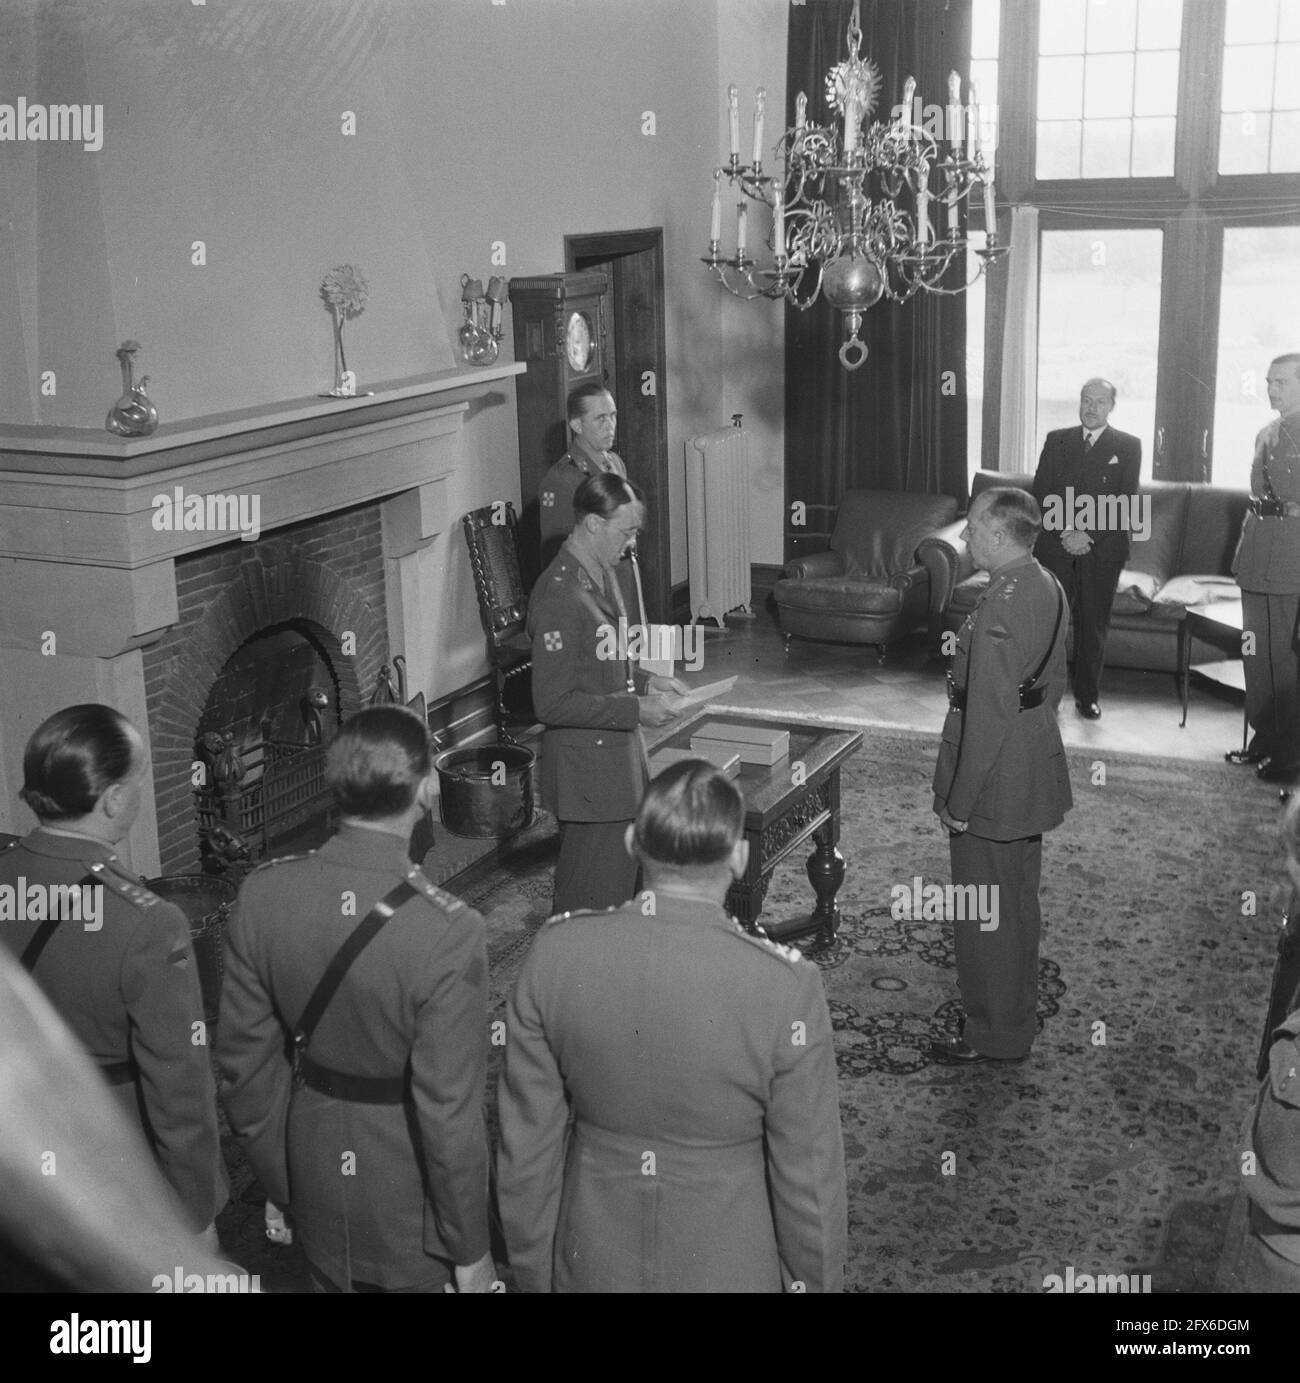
690,720,790,767
648,745,742,780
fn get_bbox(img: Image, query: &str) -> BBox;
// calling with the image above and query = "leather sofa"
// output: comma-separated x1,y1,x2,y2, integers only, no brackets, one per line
775,489,960,657
917,470,1251,673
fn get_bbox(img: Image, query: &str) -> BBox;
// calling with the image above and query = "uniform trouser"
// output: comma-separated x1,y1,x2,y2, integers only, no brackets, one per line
949,830,1043,1059
308,1259,449,1293
553,819,638,916
1241,589,1300,768
1038,544,1125,705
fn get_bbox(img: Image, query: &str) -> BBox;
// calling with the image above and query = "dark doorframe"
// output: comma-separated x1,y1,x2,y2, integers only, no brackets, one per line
565,228,671,623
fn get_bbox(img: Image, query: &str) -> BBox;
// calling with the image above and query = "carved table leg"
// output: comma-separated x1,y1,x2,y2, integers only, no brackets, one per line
806,827,846,947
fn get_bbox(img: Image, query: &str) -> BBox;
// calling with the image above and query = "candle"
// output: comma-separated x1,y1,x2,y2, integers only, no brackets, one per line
710,170,722,244
728,83,740,161
901,76,916,132
772,187,785,258
947,182,960,235
844,93,859,154
916,157,930,242
737,199,748,257
753,87,766,167
984,177,997,237
971,81,983,157
947,70,961,149
795,91,807,136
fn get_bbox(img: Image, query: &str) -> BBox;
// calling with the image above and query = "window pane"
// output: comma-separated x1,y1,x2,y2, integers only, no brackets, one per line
967,232,988,482
1275,43,1300,105
1137,0,1183,50
1131,115,1177,173
1225,0,1279,46
972,0,1001,58
1220,109,1273,172
1134,49,1180,115
1272,109,1300,168
1085,53,1135,116
1040,0,1086,55
1038,229,1161,466
1222,46,1278,111
1037,120,1083,177
1281,0,1300,43
1081,117,1133,176
1039,55,1085,118
1086,0,1137,52
1212,226,1300,488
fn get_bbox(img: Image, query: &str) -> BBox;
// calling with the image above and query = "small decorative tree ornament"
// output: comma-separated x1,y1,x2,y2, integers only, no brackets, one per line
318,264,373,398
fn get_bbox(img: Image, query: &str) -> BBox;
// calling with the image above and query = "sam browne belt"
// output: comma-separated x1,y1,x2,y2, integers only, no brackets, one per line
947,579,1066,714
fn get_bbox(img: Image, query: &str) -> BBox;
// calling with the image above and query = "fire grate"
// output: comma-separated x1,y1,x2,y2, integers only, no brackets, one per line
196,737,330,860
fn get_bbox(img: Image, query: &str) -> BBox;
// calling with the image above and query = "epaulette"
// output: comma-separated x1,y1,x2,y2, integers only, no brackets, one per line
575,565,597,593
86,858,163,911
406,866,468,916
246,851,316,877
995,576,1018,601
731,921,805,966
542,905,619,927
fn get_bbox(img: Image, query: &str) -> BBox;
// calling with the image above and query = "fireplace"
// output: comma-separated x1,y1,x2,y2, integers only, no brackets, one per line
0,366,526,877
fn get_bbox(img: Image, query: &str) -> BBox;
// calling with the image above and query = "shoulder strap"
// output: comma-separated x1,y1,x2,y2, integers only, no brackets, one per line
20,872,100,972
291,877,418,1080
1024,578,1067,693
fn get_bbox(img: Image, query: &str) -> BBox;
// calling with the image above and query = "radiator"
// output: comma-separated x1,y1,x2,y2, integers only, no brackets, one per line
686,425,752,626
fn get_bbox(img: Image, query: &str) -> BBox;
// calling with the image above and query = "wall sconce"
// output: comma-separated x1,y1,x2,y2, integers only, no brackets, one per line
459,274,508,365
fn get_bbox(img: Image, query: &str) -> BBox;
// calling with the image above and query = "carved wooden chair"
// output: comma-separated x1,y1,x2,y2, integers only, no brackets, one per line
463,501,534,742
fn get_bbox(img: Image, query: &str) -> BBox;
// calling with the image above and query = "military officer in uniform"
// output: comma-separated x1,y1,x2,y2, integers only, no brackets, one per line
497,760,848,1292
529,472,690,916
1231,353,1300,783
0,704,225,1241
217,705,496,1293
538,382,628,568
932,489,1073,1065
1032,377,1142,720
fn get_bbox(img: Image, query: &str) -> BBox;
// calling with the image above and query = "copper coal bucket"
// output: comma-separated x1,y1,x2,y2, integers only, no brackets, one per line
434,744,535,839
142,874,238,1024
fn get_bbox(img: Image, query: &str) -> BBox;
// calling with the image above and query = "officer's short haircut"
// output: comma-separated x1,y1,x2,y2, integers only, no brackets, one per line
327,705,431,819
573,471,644,522
634,759,745,868
20,703,138,821
977,486,1042,549
1270,353,1300,376
567,380,614,424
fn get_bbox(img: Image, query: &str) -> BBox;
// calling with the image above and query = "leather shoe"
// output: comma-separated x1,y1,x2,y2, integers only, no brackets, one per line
1258,760,1300,784
1075,701,1101,720
929,1035,1027,1066
1226,747,1268,765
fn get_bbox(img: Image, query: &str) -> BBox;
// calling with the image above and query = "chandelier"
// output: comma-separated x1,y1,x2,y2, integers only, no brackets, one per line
704,0,1006,370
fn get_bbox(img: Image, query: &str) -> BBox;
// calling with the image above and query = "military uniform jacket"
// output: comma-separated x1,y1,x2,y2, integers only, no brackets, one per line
496,897,848,1293
1234,411,1300,594
933,554,1074,840
1245,1009,1300,1263
1033,424,1142,567
528,539,650,824
0,829,224,1231
538,446,627,556
216,824,490,1288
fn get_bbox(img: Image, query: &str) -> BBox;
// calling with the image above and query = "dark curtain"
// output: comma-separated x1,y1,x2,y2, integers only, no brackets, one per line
785,0,972,560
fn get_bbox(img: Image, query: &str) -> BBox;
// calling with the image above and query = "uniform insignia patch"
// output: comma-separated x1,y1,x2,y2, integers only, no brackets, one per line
541,490,555,507
576,567,595,592
543,631,563,652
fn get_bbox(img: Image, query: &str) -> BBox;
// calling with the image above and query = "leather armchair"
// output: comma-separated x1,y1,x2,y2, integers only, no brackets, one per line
774,489,960,659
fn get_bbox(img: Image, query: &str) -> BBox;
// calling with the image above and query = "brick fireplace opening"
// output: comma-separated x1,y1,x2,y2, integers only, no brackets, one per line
143,502,388,875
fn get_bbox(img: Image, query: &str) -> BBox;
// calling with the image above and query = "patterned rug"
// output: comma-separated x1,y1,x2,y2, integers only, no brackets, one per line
218,727,1283,1293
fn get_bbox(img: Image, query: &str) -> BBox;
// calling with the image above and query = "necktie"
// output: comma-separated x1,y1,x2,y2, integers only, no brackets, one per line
1083,431,1095,453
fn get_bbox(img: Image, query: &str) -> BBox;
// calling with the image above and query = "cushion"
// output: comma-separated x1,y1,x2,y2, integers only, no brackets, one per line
1111,569,1159,613
774,576,904,617
1152,573,1242,609
1125,482,1187,581
1178,485,1251,576
829,491,959,577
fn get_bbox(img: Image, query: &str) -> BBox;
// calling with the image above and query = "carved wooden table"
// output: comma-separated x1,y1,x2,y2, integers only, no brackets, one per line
650,711,862,949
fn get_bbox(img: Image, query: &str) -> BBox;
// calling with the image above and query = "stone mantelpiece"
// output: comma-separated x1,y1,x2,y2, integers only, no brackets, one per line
0,364,525,874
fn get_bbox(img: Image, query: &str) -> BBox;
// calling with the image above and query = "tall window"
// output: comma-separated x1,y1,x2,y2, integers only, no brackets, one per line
1219,0,1300,174
1036,0,1182,179
967,0,1000,472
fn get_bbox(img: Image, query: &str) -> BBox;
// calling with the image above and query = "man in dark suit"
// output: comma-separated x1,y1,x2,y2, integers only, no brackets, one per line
529,472,689,916
496,759,847,1292
1032,377,1142,719
218,705,495,1293
932,488,1073,1065
1230,353,1300,783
